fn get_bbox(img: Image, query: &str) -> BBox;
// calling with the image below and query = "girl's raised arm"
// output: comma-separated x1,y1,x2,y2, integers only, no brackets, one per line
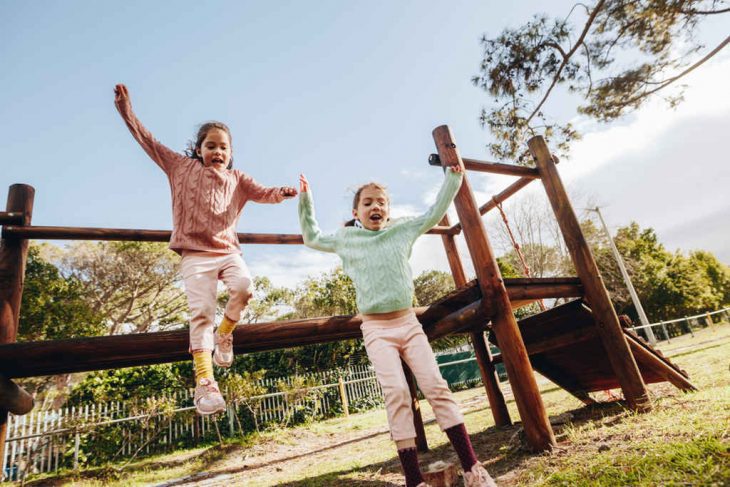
409,166,464,236
114,84,184,173
298,174,338,253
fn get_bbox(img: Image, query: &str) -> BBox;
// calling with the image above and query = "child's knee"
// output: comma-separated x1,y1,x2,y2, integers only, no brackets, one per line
383,383,412,407
229,278,253,304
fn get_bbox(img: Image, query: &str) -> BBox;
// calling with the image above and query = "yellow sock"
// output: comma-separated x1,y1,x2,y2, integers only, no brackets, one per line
192,351,214,383
217,315,237,335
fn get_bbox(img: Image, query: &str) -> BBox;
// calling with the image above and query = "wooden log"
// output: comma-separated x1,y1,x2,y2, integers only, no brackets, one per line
429,153,539,178
0,211,24,225
433,126,555,452
528,135,651,412
422,461,459,486
439,215,511,427
403,361,429,452
0,184,34,469
3,225,456,242
0,301,484,379
626,337,697,392
0,375,34,414
451,177,534,233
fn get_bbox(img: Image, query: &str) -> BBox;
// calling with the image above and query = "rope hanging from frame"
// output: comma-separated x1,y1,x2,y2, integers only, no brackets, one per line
492,197,547,311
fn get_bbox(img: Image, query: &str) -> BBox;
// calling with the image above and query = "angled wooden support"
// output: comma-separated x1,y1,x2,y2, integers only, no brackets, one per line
0,375,34,415
528,135,651,412
0,184,35,469
433,126,555,452
438,215,511,427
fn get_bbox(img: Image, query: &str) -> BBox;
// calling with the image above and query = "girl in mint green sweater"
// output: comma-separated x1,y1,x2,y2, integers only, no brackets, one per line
298,167,496,487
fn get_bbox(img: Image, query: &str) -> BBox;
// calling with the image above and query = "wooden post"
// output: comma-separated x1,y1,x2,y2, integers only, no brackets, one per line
403,361,429,452
528,135,651,412
439,215,511,427
337,376,349,417
433,126,555,452
0,184,34,468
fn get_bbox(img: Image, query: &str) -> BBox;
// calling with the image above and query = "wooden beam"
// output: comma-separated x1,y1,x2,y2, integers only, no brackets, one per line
429,153,539,178
2,225,455,242
0,375,33,414
439,215,511,427
528,135,651,412
433,126,555,452
0,211,24,225
0,184,34,469
626,337,697,392
0,301,485,379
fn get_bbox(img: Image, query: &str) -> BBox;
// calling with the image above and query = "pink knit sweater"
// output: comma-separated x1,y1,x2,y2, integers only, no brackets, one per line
117,106,284,255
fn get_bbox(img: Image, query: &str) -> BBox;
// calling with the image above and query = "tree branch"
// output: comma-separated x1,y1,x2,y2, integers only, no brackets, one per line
619,35,729,107
526,0,607,125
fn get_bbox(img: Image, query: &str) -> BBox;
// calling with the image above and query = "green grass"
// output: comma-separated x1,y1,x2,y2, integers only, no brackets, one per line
19,323,730,486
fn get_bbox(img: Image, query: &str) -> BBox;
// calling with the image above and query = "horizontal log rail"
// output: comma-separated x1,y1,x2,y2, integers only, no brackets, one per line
428,154,539,178
0,212,24,225
0,302,490,379
452,177,535,232
2,225,459,243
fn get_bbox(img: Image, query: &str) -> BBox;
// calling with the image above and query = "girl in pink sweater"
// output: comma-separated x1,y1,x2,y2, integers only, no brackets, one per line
114,84,297,415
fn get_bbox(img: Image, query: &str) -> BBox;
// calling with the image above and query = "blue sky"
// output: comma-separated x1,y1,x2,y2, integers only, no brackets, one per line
2,1,728,288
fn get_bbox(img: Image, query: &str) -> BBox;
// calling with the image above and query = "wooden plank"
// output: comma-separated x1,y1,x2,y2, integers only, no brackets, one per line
429,153,539,178
433,125,555,452
528,135,650,412
0,212,24,225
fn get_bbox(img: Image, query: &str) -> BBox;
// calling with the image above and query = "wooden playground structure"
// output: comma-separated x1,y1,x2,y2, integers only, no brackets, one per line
0,128,696,464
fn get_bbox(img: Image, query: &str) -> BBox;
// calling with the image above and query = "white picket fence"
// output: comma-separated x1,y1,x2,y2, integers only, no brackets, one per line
2,364,384,482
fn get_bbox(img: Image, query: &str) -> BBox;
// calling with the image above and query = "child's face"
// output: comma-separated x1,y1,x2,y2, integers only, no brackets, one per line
197,129,231,172
353,186,389,231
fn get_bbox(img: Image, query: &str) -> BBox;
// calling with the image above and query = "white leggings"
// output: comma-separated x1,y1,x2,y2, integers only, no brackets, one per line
180,251,252,351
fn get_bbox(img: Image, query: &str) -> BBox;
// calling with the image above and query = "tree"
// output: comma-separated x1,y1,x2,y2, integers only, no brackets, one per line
19,244,105,342
413,270,455,306
60,241,187,334
17,244,106,400
473,0,730,162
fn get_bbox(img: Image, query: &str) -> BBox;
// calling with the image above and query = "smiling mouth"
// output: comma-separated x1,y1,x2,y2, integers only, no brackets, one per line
369,214,383,222
212,158,224,165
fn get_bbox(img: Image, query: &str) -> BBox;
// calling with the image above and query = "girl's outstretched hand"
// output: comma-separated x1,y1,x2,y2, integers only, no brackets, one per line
114,84,132,112
280,186,298,199
448,164,464,174
299,174,310,193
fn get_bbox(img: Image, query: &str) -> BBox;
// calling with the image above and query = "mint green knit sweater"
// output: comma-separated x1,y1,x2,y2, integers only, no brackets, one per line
298,170,463,314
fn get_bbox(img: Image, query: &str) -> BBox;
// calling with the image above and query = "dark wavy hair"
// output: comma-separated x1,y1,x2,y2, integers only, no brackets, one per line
345,182,389,227
185,121,234,169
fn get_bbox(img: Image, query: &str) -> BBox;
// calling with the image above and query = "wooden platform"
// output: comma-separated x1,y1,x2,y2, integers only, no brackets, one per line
488,299,696,403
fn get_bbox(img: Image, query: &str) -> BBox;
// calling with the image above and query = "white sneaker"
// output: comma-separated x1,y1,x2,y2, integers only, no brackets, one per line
416,483,432,487
213,331,234,368
463,463,497,487
194,378,226,415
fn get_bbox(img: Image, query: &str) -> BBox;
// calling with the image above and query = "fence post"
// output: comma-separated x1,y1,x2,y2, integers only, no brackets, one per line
338,377,349,417
684,318,694,337
0,185,35,466
705,312,714,329
73,431,80,471
660,321,670,343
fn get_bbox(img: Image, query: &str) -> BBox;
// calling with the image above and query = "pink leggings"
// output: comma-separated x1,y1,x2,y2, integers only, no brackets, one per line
180,251,252,351
361,311,464,441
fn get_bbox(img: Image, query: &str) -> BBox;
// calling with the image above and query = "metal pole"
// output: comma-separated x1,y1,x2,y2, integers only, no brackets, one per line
590,207,657,344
